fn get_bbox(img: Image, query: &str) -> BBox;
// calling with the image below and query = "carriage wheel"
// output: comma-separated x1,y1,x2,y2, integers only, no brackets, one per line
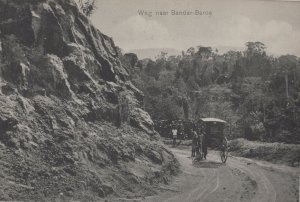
193,151,203,162
220,137,228,163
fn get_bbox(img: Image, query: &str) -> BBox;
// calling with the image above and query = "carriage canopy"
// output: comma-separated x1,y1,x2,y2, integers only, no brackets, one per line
200,118,226,123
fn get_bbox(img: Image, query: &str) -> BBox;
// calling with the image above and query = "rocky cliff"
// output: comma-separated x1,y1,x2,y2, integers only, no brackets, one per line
0,0,178,200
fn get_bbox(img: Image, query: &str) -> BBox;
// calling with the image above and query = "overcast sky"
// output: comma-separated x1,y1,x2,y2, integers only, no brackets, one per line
91,0,300,56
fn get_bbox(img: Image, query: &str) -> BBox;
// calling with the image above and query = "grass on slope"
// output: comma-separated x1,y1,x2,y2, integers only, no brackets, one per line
229,138,300,167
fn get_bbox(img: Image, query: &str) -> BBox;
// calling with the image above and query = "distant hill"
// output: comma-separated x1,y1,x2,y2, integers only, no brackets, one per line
213,46,245,54
129,48,182,59
129,46,246,59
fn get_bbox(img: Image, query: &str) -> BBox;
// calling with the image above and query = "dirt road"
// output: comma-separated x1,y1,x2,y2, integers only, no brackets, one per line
144,147,300,202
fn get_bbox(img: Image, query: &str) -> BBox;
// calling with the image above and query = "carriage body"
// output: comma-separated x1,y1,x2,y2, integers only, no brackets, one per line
200,118,226,148
199,118,228,163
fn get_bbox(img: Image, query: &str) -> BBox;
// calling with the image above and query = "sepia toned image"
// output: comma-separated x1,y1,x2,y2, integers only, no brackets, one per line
0,0,299,201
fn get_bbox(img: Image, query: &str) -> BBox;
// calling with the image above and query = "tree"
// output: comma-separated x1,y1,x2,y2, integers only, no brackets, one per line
76,0,96,16
156,51,168,61
144,60,161,80
276,55,300,106
243,41,271,77
186,47,195,56
245,41,266,57
196,46,212,59
123,53,138,68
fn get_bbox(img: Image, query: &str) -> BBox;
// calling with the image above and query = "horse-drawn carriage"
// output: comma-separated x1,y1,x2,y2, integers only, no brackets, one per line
196,118,228,163
154,117,229,163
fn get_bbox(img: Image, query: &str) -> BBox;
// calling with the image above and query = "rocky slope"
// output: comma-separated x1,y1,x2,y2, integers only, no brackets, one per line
0,0,178,201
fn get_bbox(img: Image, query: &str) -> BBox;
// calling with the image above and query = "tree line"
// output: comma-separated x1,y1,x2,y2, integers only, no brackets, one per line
120,42,300,143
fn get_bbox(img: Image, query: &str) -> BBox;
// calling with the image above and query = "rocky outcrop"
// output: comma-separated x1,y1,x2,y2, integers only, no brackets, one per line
0,0,178,201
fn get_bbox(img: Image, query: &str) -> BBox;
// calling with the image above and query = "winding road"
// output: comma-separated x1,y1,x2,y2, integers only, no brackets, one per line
145,147,300,202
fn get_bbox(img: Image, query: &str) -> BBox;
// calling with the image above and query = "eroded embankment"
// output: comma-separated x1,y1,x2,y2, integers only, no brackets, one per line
0,0,178,200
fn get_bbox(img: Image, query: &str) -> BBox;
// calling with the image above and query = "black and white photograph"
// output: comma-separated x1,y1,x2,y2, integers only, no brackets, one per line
0,0,299,201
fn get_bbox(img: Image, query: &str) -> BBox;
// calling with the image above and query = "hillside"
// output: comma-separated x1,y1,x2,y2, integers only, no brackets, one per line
0,0,178,201
123,44,300,144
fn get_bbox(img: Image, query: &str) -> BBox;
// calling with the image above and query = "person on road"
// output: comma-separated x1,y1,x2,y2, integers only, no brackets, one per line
201,129,207,159
198,131,204,157
191,129,198,157
172,127,178,147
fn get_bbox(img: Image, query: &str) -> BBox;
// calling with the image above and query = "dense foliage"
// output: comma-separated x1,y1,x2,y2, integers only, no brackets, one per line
76,0,96,16
120,42,300,143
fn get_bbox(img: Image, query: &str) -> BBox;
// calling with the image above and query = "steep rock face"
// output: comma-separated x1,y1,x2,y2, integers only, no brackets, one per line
0,0,178,201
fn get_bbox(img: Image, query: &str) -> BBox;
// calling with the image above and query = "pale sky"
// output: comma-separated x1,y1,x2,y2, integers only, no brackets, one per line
91,0,300,56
